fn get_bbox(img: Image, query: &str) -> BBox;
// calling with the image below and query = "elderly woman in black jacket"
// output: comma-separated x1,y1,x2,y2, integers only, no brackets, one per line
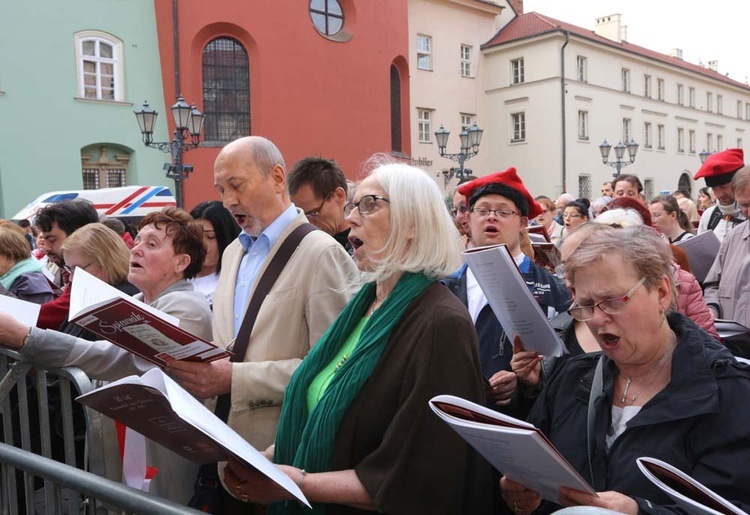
502,226,750,514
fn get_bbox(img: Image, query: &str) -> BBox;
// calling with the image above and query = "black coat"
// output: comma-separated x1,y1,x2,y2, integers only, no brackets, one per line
528,312,750,514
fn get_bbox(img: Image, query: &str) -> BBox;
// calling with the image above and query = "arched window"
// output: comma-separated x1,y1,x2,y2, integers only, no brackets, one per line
202,37,250,142
678,172,693,197
81,145,131,189
390,65,402,153
74,31,124,101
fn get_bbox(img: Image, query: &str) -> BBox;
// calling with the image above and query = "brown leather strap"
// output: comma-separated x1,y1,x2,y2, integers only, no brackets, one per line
214,223,317,422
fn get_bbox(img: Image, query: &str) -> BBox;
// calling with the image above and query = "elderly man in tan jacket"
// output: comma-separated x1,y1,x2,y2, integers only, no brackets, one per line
168,136,356,451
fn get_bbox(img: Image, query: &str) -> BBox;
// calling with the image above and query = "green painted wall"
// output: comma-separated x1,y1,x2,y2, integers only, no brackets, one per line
0,0,171,218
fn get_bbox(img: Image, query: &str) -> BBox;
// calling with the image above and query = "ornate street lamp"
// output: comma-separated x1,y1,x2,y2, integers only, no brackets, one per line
699,149,712,164
134,95,204,208
599,139,639,178
435,122,484,187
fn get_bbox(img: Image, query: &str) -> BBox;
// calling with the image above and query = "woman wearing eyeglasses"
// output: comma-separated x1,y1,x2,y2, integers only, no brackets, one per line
561,199,590,239
221,161,493,514
501,226,750,515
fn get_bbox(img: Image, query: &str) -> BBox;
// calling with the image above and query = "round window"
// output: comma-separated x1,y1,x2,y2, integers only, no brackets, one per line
310,0,344,36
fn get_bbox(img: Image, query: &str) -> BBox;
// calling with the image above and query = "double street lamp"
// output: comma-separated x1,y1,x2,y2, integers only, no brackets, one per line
434,122,484,187
134,96,205,208
599,139,639,178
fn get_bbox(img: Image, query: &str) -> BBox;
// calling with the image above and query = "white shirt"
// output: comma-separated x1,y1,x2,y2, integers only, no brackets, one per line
606,405,641,450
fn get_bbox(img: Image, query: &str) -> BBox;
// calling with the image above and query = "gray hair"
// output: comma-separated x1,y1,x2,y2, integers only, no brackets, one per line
248,136,286,176
732,165,750,193
594,208,643,227
359,160,464,283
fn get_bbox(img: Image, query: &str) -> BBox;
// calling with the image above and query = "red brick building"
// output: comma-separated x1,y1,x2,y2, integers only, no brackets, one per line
153,0,410,209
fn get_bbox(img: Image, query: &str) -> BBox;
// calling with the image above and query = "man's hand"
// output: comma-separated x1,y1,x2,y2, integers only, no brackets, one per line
0,313,30,349
510,335,543,389
500,476,542,515
166,358,233,399
487,370,518,406
559,487,638,515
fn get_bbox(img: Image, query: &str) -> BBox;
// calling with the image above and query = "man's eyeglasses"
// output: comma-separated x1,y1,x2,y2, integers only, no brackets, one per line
567,277,646,321
470,208,518,219
451,205,468,217
304,193,331,218
63,262,94,274
344,195,390,219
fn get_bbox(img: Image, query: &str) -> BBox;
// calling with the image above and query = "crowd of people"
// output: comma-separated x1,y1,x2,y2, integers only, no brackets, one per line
0,138,748,514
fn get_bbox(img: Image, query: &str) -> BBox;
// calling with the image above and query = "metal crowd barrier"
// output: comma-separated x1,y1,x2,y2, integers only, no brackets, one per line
0,349,202,514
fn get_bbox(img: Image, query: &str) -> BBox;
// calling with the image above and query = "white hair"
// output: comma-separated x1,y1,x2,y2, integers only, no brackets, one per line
361,161,464,283
594,208,643,227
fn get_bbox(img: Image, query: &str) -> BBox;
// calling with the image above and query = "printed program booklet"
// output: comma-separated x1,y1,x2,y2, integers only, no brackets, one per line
77,368,309,507
637,457,747,515
430,395,595,503
68,269,231,367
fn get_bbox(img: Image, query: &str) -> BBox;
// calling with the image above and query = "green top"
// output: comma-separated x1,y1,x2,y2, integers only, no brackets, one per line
306,316,368,413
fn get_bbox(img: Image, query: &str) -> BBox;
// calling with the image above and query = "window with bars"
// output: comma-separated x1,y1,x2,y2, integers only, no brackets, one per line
511,112,526,142
81,145,130,189
310,0,344,36
417,35,432,71
511,58,525,84
460,44,473,77
202,37,250,142
82,169,100,190
418,109,432,143
578,174,591,199
75,32,123,101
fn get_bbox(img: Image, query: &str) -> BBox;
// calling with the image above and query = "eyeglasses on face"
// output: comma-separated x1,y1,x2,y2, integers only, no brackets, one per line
451,205,468,217
563,213,583,219
63,262,94,274
344,195,390,219
470,207,518,219
304,193,331,218
567,277,646,321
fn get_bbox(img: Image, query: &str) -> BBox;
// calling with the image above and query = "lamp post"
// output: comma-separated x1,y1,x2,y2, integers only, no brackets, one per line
434,122,484,187
599,139,639,178
134,96,205,208
699,149,713,163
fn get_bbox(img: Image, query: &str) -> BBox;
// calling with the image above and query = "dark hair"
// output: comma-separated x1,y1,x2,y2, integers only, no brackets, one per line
699,187,711,198
189,200,240,274
651,194,692,232
35,200,99,235
469,183,530,217
614,174,643,193
16,219,31,229
138,208,206,280
101,217,127,236
287,156,348,199
672,189,691,199
609,196,653,226
565,200,589,219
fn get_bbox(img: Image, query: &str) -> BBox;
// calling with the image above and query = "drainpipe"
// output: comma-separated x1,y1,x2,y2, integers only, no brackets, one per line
560,30,569,193
173,0,180,97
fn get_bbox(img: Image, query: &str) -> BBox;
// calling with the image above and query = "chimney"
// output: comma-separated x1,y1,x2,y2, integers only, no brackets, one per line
508,0,524,14
595,14,622,43
621,25,627,42
670,48,684,60
708,60,718,71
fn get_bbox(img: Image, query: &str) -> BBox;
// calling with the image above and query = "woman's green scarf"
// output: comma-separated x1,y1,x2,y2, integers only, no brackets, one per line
270,272,433,515
0,257,43,291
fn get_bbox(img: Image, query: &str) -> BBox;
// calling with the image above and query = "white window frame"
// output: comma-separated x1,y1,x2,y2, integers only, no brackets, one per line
689,130,696,154
511,58,525,85
738,138,743,149
511,112,526,142
577,56,587,82
460,113,475,131
416,34,432,71
74,30,124,101
644,75,651,98
706,92,713,112
677,84,684,106
717,134,723,150
657,78,664,101
657,124,665,150
622,118,632,143
746,103,750,120
644,122,652,149
707,132,714,152
417,108,433,143
689,87,695,108
622,68,630,92
677,128,685,153
738,100,743,119
577,110,589,140
460,44,473,77
717,94,723,115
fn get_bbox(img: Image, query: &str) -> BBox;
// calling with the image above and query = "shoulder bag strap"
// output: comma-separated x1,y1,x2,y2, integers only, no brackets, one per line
214,222,318,422
587,356,604,491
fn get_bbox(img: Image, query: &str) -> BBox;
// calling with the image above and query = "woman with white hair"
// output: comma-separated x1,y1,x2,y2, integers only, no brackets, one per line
222,162,492,513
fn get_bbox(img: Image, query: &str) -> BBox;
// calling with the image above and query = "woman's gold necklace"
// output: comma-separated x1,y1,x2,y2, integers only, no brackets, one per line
620,332,677,405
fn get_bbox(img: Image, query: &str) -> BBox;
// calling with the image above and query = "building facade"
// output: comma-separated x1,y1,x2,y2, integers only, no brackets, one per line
481,12,750,200
0,0,171,219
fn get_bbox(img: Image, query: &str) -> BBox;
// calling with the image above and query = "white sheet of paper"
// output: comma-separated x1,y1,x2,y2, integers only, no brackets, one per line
637,457,747,515
0,295,41,327
430,395,594,503
463,245,565,357
69,269,178,326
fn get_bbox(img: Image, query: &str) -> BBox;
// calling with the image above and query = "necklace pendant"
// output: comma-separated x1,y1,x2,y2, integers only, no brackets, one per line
621,377,632,404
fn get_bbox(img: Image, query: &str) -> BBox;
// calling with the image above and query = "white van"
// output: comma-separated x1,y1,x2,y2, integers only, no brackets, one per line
12,186,177,224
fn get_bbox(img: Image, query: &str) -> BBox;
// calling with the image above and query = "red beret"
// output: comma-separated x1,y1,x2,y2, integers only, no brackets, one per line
458,167,543,219
694,148,744,186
